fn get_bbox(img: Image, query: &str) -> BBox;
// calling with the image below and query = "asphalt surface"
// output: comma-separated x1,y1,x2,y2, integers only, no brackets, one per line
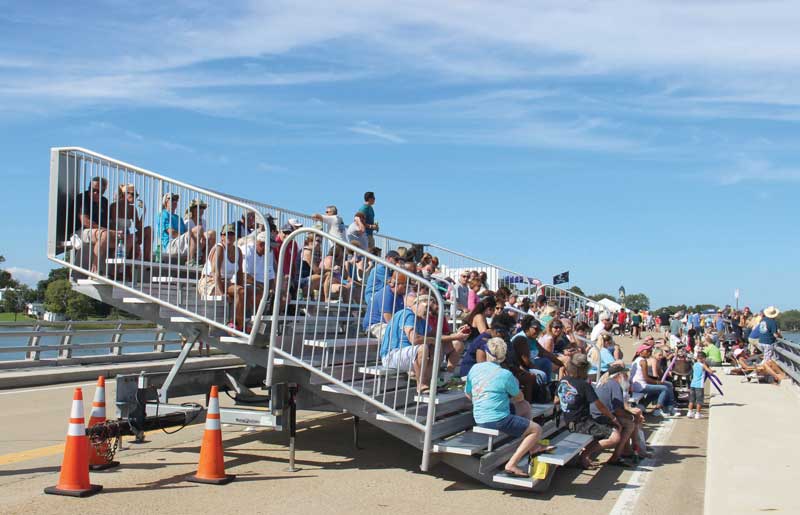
0,332,710,514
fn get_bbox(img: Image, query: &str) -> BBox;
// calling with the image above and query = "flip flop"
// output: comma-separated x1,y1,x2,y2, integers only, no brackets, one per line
503,468,529,478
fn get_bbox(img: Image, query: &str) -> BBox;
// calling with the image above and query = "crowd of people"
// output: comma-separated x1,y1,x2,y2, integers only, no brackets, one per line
71,180,788,476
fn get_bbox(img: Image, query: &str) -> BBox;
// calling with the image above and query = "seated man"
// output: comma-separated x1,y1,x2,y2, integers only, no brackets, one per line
241,231,275,314
73,176,132,273
590,364,646,466
363,250,401,301
733,347,785,384
558,354,624,469
466,337,554,478
380,294,470,394
362,272,407,340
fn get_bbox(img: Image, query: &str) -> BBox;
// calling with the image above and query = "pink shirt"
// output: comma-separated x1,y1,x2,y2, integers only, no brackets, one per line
467,290,479,311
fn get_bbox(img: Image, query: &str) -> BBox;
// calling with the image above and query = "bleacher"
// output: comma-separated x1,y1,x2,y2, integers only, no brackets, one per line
48,147,600,491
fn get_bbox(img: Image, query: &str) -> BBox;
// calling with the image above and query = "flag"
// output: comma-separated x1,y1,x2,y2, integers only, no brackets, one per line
553,271,569,285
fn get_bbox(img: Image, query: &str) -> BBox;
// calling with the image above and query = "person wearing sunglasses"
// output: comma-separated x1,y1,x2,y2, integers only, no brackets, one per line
73,176,132,274
108,184,151,261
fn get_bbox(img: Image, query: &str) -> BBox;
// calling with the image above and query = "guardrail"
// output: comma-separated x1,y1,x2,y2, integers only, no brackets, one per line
775,337,800,385
47,148,270,343
0,320,183,364
536,284,600,317
264,227,452,472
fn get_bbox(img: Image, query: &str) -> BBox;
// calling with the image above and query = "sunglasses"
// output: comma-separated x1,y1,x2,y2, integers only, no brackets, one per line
552,325,563,330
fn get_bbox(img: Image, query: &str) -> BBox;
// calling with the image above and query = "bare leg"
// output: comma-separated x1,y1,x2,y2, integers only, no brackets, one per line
504,422,543,476
609,424,634,462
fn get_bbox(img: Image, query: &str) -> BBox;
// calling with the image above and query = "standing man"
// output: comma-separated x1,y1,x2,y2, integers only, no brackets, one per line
359,191,378,249
631,309,643,340
758,306,782,364
455,272,470,313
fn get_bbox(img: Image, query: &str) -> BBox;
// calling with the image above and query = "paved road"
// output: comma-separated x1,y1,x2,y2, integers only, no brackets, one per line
0,332,708,514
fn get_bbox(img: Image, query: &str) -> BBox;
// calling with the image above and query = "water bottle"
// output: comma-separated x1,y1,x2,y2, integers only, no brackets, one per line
116,235,125,259
153,243,161,263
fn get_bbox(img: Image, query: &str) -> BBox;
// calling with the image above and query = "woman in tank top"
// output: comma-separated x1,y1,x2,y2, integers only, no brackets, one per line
198,224,247,331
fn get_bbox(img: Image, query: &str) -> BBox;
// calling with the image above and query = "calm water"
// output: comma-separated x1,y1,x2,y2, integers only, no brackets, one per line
0,326,182,361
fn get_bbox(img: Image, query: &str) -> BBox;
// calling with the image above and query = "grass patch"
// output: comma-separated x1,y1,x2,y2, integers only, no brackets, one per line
0,312,36,322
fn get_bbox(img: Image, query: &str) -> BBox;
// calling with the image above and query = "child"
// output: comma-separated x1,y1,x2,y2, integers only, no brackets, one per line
687,351,715,419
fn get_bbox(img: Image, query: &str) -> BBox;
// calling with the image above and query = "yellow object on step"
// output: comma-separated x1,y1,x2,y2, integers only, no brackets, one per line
531,439,550,480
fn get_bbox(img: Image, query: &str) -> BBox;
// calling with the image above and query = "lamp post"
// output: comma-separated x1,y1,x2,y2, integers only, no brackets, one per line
619,285,626,309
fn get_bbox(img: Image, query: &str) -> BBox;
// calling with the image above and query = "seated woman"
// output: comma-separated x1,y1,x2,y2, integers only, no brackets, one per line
630,343,677,417
587,333,625,377
197,224,246,331
462,296,496,343
299,234,322,298
466,337,555,478
380,294,470,394
320,245,359,302
557,353,624,469
459,312,515,378
108,184,152,261
733,347,785,384
507,315,563,402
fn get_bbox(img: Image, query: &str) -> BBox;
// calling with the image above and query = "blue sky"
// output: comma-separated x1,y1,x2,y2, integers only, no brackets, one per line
1,1,798,310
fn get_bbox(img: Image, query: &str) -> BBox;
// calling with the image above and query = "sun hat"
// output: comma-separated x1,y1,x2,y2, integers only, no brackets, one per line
189,198,207,209
763,306,780,319
287,217,304,228
598,311,611,321
607,363,627,377
256,231,268,242
220,223,236,235
281,223,294,233
635,343,654,355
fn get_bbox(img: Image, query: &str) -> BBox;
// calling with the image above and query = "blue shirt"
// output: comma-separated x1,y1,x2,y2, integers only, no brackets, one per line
691,313,701,329
715,318,725,332
363,285,403,331
364,263,388,301
459,332,491,377
465,362,520,424
589,347,617,375
380,308,430,359
159,209,186,249
691,361,706,388
758,317,779,345
358,204,375,235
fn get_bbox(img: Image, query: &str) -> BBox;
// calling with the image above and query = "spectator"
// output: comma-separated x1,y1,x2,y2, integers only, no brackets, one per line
466,338,554,478
363,272,407,340
312,205,346,241
182,199,216,266
463,296,496,343
235,211,257,239
242,231,274,312
733,347,785,384
358,192,378,249
346,212,369,250
455,272,470,313
363,250,401,301
507,315,563,401
587,333,624,377
467,277,482,311
630,343,677,417
273,222,301,279
617,309,628,334
380,294,470,394
108,184,152,261
299,234,322,298
73,176,131,273
557,353,623,469
539,318,564,353
197,224,246,330
687,351,716,419
631,309,642,340
701,334,723,366
459,312,514,377
590,364,646,464
757,306,782,364
669,311,683,339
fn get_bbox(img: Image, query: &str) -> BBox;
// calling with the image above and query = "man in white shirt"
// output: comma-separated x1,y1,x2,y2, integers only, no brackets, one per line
591,311,614,342
311,205,346,241
242,231,275,311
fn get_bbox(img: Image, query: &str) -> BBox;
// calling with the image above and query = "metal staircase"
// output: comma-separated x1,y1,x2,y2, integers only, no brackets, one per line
47,147,592,491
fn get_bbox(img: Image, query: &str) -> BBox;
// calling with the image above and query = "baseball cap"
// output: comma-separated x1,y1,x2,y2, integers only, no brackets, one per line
281,223,294,233
607,363,627,377
386,250,401,260
598,312,611,321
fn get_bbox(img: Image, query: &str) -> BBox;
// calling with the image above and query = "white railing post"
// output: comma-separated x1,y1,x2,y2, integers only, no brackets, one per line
59,322,73,359
111,321,124,355
25,323,43,361
154,325,166,352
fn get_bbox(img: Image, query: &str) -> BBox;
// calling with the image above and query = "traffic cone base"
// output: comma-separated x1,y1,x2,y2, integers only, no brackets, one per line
188,473,235,485
88,376,119,471
44,484,103,498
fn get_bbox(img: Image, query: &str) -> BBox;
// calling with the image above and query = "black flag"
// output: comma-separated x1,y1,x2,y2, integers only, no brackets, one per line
553,271,569,285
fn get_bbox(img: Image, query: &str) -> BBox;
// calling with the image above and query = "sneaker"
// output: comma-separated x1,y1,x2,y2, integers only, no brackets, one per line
652,408,664,417
686,410,695,418
694,412,703,419
668,407,677,416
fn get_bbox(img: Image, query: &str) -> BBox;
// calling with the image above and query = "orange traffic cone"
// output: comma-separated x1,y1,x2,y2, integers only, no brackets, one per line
88,376,119,470
188,385,235,485
44,388,103,497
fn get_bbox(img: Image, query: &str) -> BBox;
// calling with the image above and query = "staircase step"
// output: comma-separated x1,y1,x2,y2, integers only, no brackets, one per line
478,419,559,473
414,390,469,406
220,336,249,344
122,297,151,304
303,337,378,349
428,412,476,440
535,431,594,466
434,430,511,456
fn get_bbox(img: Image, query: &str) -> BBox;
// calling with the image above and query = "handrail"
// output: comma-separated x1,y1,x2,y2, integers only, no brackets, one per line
47,148,270,344
536,284,604,316
264,227,446,471
775,337,800,385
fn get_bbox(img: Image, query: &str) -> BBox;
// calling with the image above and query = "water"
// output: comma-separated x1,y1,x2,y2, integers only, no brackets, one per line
784,332,799,344
0,326,182,361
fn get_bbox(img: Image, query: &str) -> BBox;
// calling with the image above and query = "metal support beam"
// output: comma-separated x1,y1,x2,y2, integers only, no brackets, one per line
157,329,200,403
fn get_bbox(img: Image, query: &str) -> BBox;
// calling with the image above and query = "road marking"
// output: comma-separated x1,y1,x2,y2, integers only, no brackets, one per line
0,381,113,396
608,417,677,515
0,443,65,466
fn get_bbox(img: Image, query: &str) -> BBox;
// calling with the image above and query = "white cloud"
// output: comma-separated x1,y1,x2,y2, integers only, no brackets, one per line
6,267,46,286
348,121,406,143
717,158,800,185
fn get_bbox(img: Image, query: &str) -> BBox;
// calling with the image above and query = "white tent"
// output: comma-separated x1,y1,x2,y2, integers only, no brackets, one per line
596,297,623,313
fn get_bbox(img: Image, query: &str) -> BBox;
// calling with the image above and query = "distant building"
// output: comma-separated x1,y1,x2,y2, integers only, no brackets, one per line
0,287,16,302
43,311,65,322
26,303,45,318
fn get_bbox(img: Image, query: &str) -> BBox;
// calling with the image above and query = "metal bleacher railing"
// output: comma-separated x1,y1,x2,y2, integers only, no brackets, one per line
47,147,271,344
264,227,452,471
536,284,599,317
775,336,800,385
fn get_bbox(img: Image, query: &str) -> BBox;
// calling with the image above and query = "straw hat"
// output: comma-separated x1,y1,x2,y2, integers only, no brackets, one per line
763,306,780,319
